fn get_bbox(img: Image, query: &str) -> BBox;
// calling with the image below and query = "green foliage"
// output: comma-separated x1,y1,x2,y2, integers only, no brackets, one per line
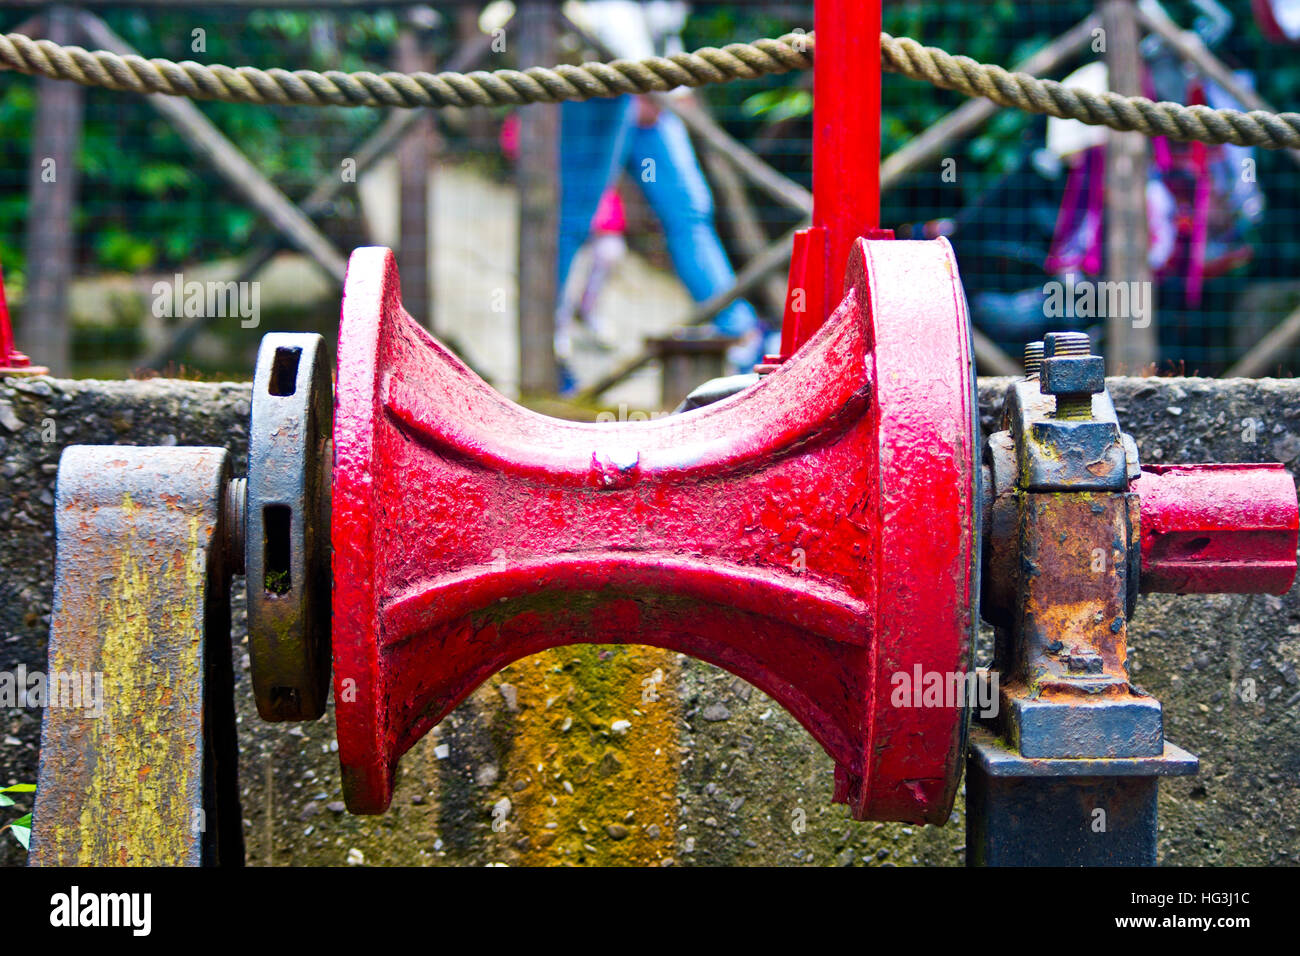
1,1,1299,287
0,783,35,806
684,2,1086,188
0,8,395,286
0,784,35,850
741,87,812,124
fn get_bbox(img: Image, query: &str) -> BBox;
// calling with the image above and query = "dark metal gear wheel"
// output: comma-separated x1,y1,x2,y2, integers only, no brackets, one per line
246,332,333,721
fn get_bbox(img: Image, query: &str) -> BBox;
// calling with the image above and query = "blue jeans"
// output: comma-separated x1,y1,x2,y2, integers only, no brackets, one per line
557,97,634,303
558,97,763,355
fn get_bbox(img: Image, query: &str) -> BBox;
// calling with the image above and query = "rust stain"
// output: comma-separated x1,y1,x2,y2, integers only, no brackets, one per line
45,504,207,865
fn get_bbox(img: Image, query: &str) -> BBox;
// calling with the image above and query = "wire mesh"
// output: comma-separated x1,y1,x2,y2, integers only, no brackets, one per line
0,1,1297,383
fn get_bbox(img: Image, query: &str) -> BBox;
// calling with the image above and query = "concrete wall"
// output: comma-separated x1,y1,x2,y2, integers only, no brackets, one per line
1,374,1298,866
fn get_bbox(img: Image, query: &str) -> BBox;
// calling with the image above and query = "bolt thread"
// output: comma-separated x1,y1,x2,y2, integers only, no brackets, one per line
1054,395,1093,420
1041,333,1096,419
1045,331,1091,357
1023,341,1044,377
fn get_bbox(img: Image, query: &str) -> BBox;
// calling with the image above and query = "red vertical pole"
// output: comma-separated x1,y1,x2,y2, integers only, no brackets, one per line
0,262,44,373
780,0,882,358
814,0,881,308
0,264,14,364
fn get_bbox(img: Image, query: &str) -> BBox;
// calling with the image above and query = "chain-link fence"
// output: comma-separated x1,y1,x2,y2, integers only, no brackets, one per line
2,1,1298,385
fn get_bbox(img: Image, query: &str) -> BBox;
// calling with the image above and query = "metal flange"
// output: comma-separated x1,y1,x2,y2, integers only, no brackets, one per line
247,332,333,721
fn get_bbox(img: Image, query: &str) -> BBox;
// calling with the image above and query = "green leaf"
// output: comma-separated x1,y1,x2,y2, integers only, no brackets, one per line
138,163,194,197
0,795,12,808
740,88,812,124
95,229,159,273
1,784,36,794
9,814,30,850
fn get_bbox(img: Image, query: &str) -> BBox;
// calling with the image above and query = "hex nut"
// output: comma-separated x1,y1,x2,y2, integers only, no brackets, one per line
1040,355,1105,396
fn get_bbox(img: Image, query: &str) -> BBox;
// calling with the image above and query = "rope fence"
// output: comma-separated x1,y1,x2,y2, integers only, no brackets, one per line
1,28,1299,149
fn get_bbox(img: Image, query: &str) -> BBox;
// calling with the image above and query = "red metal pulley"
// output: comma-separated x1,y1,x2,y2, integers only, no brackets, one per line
330,238,980,823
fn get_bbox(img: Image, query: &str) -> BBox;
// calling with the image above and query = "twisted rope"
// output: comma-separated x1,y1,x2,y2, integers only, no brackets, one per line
880,33,1300,150
2,28,1298,149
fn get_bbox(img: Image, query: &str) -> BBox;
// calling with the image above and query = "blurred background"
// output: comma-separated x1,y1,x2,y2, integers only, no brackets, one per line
2,0,1300,410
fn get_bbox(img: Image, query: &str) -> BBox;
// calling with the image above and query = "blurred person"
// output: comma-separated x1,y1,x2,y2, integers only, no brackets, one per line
556,186,628,357
502,114,628,358
556,0,766,391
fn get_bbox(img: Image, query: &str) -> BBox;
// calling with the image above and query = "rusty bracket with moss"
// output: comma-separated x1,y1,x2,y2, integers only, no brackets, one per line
970,332,1297,866
29,446,243,866
28,331,332,866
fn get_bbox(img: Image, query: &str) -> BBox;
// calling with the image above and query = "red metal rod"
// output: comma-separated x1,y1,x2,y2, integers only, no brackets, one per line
779,0,882,360
1133,463,1299,595
813,0,882,309
0,264,17,363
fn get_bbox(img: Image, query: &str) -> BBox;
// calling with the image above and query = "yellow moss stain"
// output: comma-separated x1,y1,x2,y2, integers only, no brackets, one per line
64,503,206,865
490,645,680,866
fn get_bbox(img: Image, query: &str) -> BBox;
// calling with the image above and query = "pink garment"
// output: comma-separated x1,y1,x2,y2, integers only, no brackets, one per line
1045,146,1105,277
1184,80,1212,306
1254,0,1300,44
499,113,520,161
591,188,627,234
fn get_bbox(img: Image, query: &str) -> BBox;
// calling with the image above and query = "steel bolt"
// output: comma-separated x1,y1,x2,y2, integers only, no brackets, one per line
1044,331,1092,357
1023,341,1044,378
1041,332,1103,421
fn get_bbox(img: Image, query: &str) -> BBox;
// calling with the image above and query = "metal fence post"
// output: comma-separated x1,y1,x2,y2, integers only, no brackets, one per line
515,0,560,395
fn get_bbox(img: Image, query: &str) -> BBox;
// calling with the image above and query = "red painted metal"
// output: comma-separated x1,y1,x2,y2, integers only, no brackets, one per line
0,262,43,374
318,0,1293,833
813,0,881,294
1133,463,1299,595
780,0,884,360
332,238,979,821
778,226,826,357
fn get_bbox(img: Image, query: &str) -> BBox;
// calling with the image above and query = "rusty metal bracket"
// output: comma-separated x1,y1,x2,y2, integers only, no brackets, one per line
246,332,334,721
972,334,1298,866
1004,377,1128,492
30,446,243,866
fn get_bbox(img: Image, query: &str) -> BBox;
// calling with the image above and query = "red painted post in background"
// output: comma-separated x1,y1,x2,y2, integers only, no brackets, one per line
780,0,883,358
813,0,881,302
0,263,47,376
